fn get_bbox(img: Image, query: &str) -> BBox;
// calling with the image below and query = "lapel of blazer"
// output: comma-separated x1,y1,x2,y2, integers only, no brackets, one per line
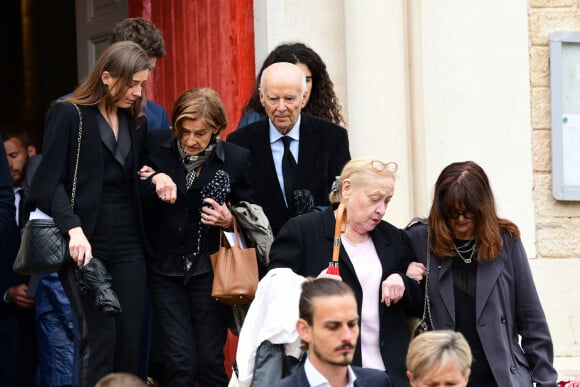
149,138,189,197
295,115,320,185
475,253,504,322
369,224,392,322
436,256,455,325
130,114,146,172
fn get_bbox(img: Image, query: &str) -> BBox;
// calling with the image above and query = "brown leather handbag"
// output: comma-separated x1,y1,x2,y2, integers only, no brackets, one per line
210,215,259,305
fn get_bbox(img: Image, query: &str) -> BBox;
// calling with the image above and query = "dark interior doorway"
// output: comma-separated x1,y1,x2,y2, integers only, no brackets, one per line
1,0,78,150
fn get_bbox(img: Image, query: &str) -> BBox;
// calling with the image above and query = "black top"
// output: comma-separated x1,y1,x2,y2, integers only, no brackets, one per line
452,244,497,387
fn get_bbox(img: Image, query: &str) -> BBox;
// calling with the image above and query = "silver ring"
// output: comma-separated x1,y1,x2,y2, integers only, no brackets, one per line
72,252,78,257
160,195,166,200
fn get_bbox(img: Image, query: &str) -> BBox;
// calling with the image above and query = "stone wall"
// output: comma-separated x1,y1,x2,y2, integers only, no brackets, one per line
529,0,580,376
529,0,580,258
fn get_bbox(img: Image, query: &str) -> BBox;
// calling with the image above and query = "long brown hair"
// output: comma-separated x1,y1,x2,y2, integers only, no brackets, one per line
428,161,519,260
66,41,150,118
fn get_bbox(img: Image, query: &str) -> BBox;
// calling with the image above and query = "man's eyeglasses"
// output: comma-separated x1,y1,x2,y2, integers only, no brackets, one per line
448,209,476,219
371,160,398,173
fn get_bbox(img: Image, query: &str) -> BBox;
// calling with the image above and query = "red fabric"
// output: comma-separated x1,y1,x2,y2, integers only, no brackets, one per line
129,0,255,135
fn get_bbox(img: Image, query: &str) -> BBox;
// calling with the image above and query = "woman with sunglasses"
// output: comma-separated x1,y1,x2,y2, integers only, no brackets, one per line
268,158,422,386
405,161,557,386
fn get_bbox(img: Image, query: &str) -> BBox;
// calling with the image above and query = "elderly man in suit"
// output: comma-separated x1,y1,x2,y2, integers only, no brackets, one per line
227,62,350,235
275,278,391,387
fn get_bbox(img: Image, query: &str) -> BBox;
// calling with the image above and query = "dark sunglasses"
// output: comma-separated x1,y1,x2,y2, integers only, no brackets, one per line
448,209,476,219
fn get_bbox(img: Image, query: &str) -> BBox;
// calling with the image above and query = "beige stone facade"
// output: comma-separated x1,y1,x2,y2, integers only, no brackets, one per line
529,2,580,376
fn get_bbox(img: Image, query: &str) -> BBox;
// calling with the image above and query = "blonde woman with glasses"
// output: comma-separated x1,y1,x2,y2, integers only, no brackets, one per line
268,158,422,386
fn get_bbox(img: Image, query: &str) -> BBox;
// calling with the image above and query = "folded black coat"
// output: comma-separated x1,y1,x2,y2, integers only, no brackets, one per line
74,258,121,316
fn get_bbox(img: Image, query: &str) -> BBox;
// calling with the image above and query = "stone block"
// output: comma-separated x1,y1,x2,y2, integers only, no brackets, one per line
530,0,574,8
532,130,552,171
534,173,580,217
531,87,551,129
530,45,550,87
529,8,580,46
536,217,580,257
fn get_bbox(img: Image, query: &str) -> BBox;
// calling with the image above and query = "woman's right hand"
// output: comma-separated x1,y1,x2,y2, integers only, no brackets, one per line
68,227,93,266
406,261,426,283
152,172,177,204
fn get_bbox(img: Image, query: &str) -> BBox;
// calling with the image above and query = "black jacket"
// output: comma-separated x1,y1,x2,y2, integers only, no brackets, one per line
29,102,148,241
275,363,392,387
268,206,421,387
227,114,350,235
141,129,254,274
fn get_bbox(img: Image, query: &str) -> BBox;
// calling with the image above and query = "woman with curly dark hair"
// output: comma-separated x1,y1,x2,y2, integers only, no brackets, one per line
237,42,345,128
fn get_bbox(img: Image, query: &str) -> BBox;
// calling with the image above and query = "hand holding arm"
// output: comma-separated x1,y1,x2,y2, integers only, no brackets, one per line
151,172,177,204
138,165,156,180
406,261,426,283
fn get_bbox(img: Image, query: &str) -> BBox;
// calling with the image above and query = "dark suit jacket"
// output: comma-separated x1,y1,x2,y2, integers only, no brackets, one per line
268,207,421,387
227,114,350,235
29,102,147,241
0,133,19,298
275,364,392,387
141,129,254,267
405,222,558,387
0,134,27,385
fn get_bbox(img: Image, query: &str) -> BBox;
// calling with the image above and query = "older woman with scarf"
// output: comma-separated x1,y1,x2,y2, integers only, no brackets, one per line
141,88,253,386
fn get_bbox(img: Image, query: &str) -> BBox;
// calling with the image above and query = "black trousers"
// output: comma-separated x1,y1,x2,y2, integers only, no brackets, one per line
149,271,229,386
60,203,146,387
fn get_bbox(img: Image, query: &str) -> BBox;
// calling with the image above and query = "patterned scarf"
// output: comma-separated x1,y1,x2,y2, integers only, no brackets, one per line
177,139,216,189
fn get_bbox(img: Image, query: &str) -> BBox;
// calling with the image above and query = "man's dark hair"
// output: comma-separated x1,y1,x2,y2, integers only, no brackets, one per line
0,123,33,148
110,17,165,58
299,278,354,325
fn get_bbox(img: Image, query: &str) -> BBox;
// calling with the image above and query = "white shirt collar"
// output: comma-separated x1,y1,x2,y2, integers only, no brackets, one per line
304,356,357,387
269,114,302,144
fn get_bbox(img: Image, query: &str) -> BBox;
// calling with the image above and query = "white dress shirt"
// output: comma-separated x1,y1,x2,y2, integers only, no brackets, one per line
304,356,357,387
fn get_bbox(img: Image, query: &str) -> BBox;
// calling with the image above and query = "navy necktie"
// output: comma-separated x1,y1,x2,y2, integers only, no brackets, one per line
281,136,297,206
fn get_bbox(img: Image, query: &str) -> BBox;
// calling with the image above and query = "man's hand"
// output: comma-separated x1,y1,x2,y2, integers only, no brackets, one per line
7,284,34,310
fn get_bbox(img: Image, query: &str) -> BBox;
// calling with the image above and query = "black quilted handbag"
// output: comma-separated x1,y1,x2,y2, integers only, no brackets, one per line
13,219,71,275
13,103,83,275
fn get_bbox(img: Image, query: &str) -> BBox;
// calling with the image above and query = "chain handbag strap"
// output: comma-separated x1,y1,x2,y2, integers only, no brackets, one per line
70,103,83,208
422,226,434,330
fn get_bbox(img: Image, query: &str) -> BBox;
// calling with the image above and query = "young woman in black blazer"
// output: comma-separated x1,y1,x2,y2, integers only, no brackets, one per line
29,41,152,386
